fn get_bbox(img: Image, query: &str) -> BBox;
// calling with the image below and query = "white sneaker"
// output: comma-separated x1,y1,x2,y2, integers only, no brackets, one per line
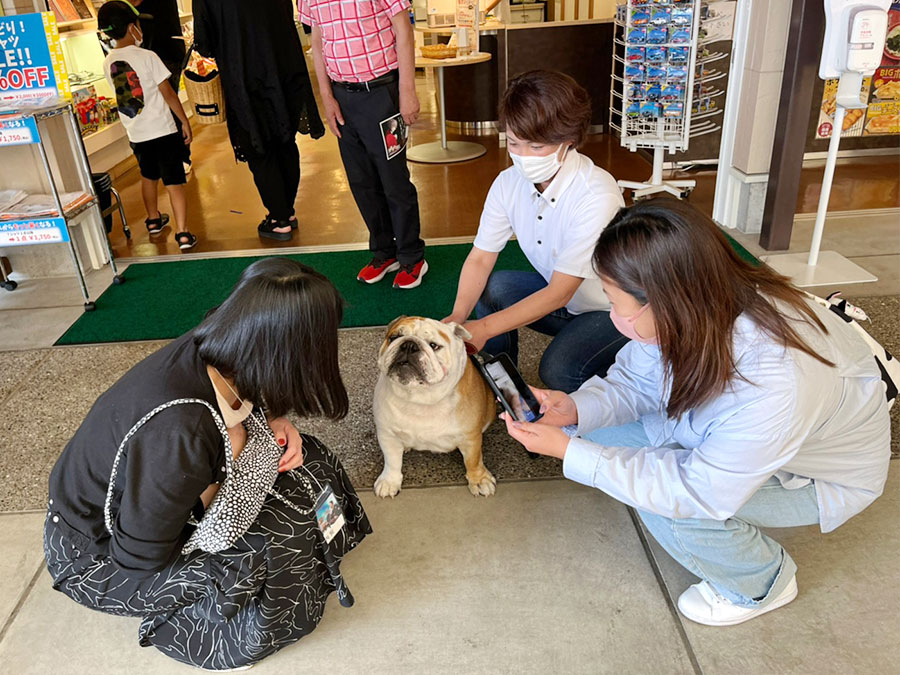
677,575,798,626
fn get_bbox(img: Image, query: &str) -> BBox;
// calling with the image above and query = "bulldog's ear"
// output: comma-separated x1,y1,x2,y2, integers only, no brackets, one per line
451,322,472,341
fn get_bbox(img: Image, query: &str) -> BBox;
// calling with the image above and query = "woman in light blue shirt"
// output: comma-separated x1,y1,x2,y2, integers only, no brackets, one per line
503,199,892,627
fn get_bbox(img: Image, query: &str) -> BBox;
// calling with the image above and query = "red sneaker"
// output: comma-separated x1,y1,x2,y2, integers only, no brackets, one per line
393,259,429,289
357,257,400,284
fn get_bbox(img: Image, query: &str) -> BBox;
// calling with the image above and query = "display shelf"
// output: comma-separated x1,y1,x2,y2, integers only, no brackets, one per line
689,119,720,137
614,37,696,49
0,103,123,305
695,68,726,84
68,73,105,86
691,107,722,121
696,85,725,99
0,196,98,227
610,0,702,199
57,18,95,30
58,25,99,38
81,119,125,154
697,50,728,66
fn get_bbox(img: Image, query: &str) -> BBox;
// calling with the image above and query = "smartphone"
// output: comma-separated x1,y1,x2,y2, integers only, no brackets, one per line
474,353,543,423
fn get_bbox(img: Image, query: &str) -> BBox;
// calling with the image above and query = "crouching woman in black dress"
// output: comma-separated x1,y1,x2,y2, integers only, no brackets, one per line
44,258,370,671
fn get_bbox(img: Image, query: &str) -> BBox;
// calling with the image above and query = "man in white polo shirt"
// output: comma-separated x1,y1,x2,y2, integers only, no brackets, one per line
444,70,626,392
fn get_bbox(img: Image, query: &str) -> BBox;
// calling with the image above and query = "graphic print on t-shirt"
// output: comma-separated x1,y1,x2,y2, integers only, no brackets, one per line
109,60,145,119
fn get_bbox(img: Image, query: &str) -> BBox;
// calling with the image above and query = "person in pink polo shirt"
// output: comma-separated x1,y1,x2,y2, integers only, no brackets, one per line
300,0,428,289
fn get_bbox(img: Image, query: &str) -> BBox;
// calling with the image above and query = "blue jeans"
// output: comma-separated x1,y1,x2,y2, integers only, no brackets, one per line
584,423,820,608
475,270,627,393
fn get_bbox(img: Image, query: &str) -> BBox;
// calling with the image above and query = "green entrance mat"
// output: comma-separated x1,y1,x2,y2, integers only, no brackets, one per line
56,235,758,346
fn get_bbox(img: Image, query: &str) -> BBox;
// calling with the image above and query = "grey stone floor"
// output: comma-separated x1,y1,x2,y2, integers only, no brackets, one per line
728,211,900,299
1,474,899,674
0,329,557,512
2,310,897,513
0,334,898,672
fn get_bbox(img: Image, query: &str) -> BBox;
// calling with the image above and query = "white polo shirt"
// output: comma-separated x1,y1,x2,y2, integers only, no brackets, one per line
473,149,624,315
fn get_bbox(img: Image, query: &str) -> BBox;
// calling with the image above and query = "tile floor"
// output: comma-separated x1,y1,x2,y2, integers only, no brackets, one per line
0,297,898,674
1,473,898,674
729,211,900,298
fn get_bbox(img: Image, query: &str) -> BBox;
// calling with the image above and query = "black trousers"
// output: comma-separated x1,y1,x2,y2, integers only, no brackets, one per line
245,139,301,221
332,77,424,266
44,435,371,670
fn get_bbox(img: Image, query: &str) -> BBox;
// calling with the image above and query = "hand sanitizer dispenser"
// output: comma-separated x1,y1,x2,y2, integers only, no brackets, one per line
821,0,891,106
764,0,891,285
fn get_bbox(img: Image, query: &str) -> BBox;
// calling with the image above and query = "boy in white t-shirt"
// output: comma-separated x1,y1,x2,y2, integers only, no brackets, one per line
98,0,197,250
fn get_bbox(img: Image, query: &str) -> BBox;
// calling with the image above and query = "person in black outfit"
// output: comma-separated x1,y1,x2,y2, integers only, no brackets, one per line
193,0,325,242
44,258,370,670
131,0,190,167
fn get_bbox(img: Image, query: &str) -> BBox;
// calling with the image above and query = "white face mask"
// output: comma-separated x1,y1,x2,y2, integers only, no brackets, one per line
130,24,143,47
509,143,568,184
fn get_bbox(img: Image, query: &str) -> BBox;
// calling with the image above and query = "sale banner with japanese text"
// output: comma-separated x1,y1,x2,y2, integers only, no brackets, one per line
0,12,71,107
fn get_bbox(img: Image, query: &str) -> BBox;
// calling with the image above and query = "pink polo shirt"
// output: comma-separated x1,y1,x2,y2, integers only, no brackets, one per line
299,0,410,83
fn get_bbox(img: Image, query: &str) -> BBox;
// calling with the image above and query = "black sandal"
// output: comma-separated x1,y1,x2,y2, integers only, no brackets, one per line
145,213,170,235
257,217,293,242
175,231,197,250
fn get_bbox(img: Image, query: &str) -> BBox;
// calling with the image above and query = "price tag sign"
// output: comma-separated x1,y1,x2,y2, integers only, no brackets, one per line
0,116,38,145
0,217,69,246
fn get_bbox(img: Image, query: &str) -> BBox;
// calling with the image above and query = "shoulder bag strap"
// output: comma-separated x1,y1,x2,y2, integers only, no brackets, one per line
104,398,232,536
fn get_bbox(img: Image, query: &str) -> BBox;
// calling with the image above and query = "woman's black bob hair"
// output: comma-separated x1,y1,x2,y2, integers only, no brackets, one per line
193,257,348,420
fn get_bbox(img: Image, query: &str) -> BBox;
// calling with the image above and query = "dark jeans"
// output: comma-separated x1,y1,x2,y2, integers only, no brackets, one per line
475,270,628,393
245,139,301,221
331,76,424,265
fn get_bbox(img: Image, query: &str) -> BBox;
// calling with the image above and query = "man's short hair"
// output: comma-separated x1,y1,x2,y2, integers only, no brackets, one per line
499,70,592,148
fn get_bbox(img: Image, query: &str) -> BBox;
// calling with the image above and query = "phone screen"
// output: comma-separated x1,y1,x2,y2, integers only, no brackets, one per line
483,355,543,423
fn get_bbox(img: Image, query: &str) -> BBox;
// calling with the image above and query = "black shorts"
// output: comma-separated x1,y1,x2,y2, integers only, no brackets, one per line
131,132,186,185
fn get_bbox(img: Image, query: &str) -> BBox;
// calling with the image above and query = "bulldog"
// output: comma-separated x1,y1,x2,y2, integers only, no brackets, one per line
373,316,497,498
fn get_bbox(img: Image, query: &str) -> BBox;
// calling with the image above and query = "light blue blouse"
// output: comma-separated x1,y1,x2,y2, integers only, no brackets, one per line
564,298,891,533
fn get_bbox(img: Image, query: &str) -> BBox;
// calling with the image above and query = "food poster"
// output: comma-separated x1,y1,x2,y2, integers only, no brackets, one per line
816,2,900,138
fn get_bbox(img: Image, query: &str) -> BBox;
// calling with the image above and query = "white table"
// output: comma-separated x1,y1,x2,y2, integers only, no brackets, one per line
408,51,493,164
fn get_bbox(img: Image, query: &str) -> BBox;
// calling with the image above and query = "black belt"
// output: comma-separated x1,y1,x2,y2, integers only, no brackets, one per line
333,70,398,92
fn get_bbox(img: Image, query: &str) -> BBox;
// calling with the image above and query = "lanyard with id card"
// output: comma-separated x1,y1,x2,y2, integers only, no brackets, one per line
314,483,346,544
224,390,355,606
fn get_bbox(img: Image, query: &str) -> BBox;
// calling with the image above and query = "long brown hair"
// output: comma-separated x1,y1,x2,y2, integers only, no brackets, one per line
592,199,834,418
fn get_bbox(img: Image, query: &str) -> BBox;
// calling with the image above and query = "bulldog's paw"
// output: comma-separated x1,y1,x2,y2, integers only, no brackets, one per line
466,469,497,497
374,470,403,498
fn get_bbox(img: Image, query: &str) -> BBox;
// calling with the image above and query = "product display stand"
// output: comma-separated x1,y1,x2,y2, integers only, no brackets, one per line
0,101,124,308
762,71,878,287
610,0,703,199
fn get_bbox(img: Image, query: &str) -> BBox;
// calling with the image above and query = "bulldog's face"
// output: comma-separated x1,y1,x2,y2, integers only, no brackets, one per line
377,316,471,388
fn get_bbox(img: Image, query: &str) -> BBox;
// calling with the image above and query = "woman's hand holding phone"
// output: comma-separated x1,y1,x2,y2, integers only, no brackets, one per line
501,412,571,459
530,386,578,427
